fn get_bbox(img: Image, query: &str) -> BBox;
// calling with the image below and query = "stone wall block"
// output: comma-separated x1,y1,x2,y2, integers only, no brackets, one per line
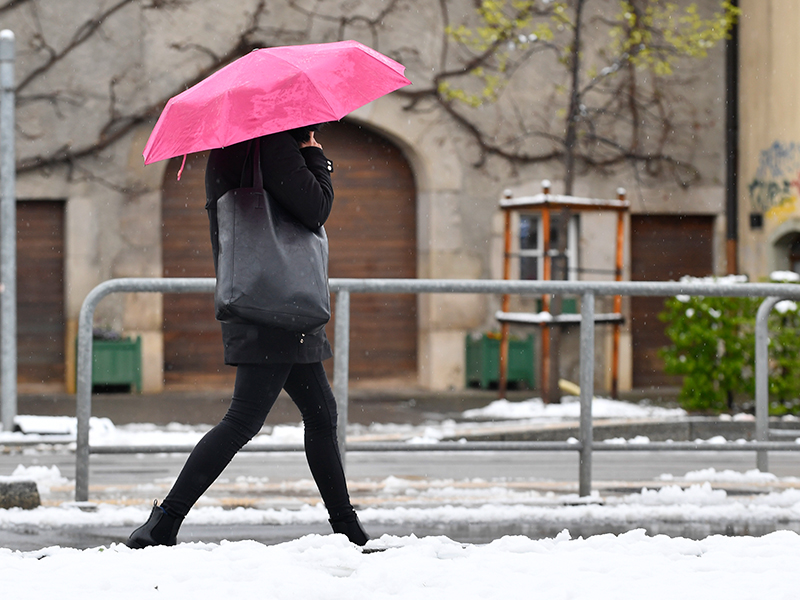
0,481,41,510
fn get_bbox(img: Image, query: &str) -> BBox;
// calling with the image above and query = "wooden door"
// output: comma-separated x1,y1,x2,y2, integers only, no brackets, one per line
161,151,230,387
630,215,714,388
12,201,66,389
160,121,418,385
321,121,417,379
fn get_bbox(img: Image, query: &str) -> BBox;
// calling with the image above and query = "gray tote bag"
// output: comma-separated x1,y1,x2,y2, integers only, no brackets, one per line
214,141,331,333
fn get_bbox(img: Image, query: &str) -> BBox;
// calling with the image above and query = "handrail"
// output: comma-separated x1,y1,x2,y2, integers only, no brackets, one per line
76,278,215,503
73,277,800,502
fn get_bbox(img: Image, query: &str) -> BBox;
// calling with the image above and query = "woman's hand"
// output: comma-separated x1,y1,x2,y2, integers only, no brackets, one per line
299,131,322,149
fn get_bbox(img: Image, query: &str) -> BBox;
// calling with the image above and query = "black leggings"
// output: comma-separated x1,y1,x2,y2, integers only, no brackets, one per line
161,362,354,521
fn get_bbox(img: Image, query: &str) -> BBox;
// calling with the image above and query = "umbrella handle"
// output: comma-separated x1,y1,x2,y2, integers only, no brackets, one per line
176,154,188,181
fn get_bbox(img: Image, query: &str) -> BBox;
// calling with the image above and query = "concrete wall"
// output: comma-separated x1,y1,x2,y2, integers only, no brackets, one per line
4,0,729,393
739,0,800,280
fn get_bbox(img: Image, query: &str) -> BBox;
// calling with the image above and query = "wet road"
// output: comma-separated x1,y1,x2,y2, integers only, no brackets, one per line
3,446,798,486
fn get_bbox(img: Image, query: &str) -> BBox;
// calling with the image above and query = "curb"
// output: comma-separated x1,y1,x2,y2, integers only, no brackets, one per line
445,418,800,443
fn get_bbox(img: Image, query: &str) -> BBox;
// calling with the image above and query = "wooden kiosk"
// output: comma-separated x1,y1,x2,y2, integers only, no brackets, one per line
497,182,629,398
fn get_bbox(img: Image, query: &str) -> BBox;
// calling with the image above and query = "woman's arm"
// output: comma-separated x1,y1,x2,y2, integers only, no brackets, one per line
259,132,334,229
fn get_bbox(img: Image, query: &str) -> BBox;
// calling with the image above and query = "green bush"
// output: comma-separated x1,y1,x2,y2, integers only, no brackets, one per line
659,274,800,415
759,298,800,414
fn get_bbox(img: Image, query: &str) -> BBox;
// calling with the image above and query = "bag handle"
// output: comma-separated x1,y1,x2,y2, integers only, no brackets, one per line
252,139,264,190
238,139,265,191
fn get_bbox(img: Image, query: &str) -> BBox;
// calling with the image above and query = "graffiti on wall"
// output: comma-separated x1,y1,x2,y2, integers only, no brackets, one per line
749,141,800,223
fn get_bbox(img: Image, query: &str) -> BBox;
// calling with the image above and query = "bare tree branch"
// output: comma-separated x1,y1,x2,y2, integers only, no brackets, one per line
16,0,139,94
5,0,717,198
16,0,270,178
143,0,192,8
287,0,402,52
16,106,157,174
0,0,31,15
437,97,561,168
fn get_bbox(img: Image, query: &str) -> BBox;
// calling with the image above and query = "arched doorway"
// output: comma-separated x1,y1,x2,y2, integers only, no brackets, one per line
320,120,418,381
788,235,800,273
771,229,800,275
160,121,417,386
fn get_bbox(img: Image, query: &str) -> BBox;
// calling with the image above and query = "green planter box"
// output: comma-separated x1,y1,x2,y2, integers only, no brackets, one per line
465,333,535,390
84,336,142,393
536,296,577,313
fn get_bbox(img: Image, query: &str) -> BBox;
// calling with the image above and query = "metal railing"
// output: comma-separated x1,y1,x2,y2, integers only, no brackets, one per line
72,277,800,502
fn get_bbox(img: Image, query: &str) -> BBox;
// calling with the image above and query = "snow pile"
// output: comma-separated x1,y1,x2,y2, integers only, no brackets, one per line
669,468,781,483
0,465,69,494
674,273,749,301
3,415,116,442
0,417,305,447
463,396,687,421
770,270,800,283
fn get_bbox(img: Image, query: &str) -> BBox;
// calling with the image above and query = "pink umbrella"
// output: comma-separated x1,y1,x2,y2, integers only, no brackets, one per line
143,40,411,166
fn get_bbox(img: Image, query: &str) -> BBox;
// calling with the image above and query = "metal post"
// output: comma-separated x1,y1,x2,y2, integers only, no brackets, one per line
333,290,351,471
755,297,779,472
75,277,216,502
578,291,595,496
75,287,98,502
0,30,15,432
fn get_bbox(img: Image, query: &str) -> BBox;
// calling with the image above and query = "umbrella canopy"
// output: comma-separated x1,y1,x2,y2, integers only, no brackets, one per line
143,40,411,165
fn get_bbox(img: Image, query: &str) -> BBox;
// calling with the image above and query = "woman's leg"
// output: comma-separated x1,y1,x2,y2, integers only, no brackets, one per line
160,363,291,518
283,363,367,544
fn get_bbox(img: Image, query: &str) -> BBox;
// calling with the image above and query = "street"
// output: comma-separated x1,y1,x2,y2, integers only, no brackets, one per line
2,446,800,551
5,447,800,489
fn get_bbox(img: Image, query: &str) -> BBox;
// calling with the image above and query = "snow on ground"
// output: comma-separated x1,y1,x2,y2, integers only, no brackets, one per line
2,464,800,531
3,396,800,598
2,530,800,600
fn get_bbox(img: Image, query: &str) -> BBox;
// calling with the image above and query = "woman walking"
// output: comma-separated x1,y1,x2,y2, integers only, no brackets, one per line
125,125,369,548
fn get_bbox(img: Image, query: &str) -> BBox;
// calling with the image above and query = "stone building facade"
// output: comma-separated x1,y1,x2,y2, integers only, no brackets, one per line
738,0,800,281
3,0,732,394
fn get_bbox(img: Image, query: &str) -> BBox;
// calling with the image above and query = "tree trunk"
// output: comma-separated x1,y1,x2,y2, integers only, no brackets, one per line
546,0,585,404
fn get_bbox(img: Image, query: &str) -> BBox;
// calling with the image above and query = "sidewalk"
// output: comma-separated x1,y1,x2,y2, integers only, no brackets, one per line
15,384,797,443
16,385,542,427
13,380,800,459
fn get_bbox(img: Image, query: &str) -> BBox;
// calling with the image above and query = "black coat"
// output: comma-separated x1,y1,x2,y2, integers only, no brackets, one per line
205,132,334,365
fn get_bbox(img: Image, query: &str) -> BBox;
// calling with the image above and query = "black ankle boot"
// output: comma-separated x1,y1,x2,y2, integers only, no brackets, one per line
329,512,369,546
125,501,183,549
